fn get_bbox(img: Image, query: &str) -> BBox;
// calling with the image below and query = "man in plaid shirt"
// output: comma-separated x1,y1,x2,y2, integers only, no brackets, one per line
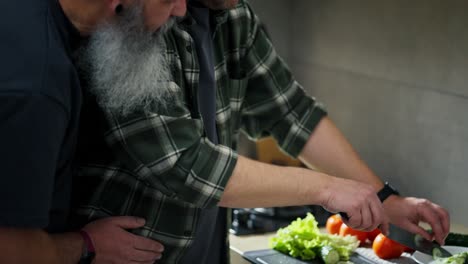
72,0,450,263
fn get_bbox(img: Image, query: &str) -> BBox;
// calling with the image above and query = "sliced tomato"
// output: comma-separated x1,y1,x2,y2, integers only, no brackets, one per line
367,228,381,242
372,233,405,259
403,245,415,253
339,223,368,245
326,214,343,235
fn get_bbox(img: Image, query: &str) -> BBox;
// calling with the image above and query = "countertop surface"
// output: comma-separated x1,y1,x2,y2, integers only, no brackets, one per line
229,223,468,264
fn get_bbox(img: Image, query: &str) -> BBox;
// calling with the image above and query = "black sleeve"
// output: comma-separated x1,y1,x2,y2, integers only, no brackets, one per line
0,92,67,228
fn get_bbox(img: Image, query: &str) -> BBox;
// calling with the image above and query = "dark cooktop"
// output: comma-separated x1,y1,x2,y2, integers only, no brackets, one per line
230,206,331,236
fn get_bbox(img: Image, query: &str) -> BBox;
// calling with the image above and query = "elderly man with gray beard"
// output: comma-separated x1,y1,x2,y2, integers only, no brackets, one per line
73,0,450,263
0,0,177,263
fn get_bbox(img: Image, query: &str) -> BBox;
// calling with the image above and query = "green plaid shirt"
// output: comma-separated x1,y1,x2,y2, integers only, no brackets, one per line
72,0,326,262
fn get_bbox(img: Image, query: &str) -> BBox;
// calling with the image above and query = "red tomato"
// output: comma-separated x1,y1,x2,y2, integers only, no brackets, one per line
339,223,368,245
326,214,344,235
367,228,381,242
403,245,415,253
372,233,405,259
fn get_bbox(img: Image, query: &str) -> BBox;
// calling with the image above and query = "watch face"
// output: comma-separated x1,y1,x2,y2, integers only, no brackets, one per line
377,182,399,202
386,182,399,195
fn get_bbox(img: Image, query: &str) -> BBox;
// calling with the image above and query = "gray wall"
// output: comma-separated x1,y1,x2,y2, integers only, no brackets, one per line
250,0,468,225
237,0,292,158
248,0,292,60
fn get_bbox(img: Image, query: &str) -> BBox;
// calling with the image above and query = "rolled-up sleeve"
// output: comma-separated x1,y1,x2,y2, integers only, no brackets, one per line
103,110,238,209
240,2,327,158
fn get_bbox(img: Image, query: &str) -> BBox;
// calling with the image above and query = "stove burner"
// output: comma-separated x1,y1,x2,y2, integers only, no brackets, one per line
230,206,331,236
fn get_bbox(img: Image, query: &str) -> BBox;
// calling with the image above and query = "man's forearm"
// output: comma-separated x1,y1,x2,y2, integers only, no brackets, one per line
218,155,335,208
0,228,83,264
219,134,389,232
298,117,384,191
52,231,84,263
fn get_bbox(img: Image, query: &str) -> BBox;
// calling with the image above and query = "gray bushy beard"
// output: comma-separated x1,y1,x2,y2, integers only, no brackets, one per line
77,4,177,116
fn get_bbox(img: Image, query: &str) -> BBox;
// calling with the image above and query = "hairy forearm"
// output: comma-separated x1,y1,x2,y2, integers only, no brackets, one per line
218,155,335,208
298,117,384,191
0,228,82,264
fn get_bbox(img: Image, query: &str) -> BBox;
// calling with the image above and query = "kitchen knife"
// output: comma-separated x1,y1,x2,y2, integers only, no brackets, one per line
387,224,452,258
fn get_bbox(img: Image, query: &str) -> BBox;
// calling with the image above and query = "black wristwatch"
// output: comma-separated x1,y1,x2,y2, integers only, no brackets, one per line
78,230,96,264
377,182,399,203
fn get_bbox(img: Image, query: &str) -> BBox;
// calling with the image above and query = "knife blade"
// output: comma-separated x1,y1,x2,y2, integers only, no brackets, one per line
387,224,452,258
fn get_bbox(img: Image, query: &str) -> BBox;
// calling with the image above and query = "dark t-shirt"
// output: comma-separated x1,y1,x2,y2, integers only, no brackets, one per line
180,1,228,263
0,0,81,232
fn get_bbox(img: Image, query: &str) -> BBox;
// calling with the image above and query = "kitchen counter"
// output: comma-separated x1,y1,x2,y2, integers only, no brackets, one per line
229,224,468,264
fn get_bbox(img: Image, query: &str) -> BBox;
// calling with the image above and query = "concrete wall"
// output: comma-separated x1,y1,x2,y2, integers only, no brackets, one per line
250,0,468,225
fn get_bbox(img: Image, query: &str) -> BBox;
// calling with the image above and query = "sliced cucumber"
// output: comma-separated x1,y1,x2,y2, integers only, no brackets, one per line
433,248,443,259
320,246,340,264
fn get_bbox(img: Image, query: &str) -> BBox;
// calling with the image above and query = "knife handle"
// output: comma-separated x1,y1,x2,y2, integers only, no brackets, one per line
339,212,350,221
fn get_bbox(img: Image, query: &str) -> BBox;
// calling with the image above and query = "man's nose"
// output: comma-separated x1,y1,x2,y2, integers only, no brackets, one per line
171,0,187,17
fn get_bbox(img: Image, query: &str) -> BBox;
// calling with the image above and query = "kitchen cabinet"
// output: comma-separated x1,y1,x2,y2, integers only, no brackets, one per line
256,137,303,167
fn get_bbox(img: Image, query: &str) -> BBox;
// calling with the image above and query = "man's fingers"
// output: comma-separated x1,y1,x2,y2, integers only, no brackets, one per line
379,221,390,236
133,235,165,253
417,201,446,242
129,259,161,264
82,216,165,264
359,192,385,231
435,205,450,242
129,249,162,263
406,222,433,241
369,195,386,231
345,209,361,229
359,205,372,231
431,204,450,244
108,216,146,229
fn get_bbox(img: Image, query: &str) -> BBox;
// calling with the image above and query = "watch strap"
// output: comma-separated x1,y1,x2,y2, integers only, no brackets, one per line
78,230,96,264
377,182,399,202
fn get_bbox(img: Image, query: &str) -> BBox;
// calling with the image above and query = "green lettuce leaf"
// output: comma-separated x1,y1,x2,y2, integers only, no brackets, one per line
434,252,468,264
269,213,359,263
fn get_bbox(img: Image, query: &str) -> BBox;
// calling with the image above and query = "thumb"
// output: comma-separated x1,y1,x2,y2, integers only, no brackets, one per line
379,222,390,237
108,216,146,229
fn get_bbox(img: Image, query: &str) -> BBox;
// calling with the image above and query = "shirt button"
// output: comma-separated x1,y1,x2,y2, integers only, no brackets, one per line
186,45,192,53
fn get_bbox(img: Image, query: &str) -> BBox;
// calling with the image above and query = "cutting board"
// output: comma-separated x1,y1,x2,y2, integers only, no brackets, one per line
243,248,416,264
